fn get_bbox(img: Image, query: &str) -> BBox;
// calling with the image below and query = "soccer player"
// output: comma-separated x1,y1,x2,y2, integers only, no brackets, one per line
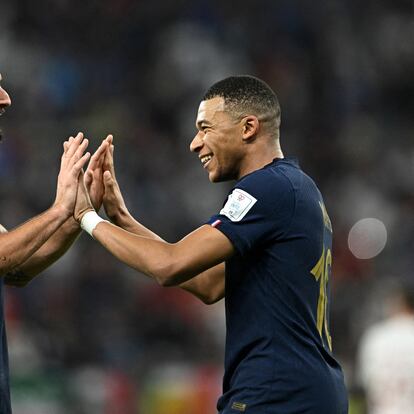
74,75,348,413
0,73,107,413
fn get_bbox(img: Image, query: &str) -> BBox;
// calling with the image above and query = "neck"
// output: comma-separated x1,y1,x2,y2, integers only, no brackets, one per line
237,138,284,179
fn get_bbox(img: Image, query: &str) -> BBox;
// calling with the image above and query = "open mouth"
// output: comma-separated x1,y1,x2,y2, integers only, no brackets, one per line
200,154,213,168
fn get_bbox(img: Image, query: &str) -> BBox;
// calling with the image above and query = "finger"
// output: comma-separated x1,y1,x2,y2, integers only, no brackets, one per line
66,132,84,159
61,141,69,161
103,146,116,177
99,136,112,166
70,138,89,166
84,170,93,189
103,170,113,187
109,145,115,174
73,152,91,173
61,140,71,167
87,141,108,171
103,144,112,167
74,132,83,142
62,136,74,160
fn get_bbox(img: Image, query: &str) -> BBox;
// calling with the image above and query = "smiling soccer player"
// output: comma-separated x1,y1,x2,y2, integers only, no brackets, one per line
75,75,348,414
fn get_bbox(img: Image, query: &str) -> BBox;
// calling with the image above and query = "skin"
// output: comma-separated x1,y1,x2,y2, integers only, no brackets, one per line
0,72,108,286
0,132,90,278
73,97,283,303
191,97,283,182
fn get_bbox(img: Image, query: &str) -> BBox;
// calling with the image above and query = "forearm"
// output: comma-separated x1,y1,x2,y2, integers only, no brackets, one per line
180,263,225,304
109,207,163,241
105,214,225,302
92,222,187,285
0,205,69,276
7,218,81,284
90,221,231,287
5,220,80,287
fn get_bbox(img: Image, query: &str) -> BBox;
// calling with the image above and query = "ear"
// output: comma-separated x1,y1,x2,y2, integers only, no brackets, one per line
241,116,259,142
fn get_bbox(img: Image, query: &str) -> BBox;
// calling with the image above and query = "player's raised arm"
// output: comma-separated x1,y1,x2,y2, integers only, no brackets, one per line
4,138,110,286
73,171,233,291
87,137,225,303
0,133,90,277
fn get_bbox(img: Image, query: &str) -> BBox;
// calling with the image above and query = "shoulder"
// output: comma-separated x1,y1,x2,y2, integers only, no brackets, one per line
233,163,296,213
221,164,296,224
237,163,295,197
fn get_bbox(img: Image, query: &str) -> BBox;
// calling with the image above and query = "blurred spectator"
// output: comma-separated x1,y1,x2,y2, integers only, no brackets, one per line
357,280,414,414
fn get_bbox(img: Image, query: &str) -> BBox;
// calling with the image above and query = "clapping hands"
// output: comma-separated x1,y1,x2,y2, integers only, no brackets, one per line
70,133,126,225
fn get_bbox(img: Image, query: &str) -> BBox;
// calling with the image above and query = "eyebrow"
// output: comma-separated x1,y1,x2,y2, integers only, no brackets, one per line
196,120,213,129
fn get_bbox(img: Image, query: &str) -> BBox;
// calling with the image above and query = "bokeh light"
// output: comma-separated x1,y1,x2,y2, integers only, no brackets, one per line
348,218,388,260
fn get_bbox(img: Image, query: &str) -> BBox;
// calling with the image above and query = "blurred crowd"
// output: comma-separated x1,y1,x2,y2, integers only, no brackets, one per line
1,0,414,413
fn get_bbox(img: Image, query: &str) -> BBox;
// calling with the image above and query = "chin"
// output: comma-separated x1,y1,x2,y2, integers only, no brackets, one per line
208,170,231,183
208,174,220,183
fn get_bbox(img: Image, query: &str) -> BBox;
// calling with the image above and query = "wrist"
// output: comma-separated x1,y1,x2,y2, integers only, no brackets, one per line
50,203,72,221
75,207,95,224
80,211,108,237
64,216,83,232
108,205,130,225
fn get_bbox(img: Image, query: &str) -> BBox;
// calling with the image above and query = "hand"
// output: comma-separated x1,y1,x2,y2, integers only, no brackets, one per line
74,170,95,223
84,135,111,211
54,133,90,218
102,138,130,224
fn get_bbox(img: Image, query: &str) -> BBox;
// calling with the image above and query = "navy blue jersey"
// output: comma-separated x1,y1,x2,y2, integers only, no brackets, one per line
207,158,347,414
0,279,11,414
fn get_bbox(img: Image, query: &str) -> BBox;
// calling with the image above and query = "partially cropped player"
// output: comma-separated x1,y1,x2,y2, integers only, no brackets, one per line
0,72,108,413
74,76,348,413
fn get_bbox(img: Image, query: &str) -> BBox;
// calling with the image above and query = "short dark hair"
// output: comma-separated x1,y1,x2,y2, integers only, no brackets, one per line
203,75,281,134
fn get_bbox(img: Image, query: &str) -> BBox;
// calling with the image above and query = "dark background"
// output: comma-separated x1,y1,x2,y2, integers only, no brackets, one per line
1,1,414,413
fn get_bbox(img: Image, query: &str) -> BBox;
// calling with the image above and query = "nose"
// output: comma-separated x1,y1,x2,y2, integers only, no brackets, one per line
190,131,204,153
0,86,11,109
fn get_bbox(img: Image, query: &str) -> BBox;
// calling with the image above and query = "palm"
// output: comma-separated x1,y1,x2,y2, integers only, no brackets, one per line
85,137,110,211
55,133,90,217
88,168,104,211
74,170,94,222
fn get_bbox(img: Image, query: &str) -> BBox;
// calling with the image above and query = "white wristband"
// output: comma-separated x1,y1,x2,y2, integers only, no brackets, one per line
80,211,106,237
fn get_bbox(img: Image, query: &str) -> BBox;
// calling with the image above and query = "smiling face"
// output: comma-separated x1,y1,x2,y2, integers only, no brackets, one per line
190,97,248,183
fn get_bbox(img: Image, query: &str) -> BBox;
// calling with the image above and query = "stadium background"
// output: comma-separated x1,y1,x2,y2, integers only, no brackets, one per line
1,1,414,413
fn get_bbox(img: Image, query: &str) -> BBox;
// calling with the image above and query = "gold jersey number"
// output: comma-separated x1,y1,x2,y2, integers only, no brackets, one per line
311,245,332,351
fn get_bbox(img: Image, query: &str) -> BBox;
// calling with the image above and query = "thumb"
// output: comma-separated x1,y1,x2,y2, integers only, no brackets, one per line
84,170,93,187
103,170,113,187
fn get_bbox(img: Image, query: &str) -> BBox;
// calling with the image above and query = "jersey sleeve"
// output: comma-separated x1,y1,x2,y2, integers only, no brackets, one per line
206,169,295,255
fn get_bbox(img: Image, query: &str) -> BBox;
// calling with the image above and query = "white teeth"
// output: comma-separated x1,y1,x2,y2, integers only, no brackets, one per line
201,155,212,165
